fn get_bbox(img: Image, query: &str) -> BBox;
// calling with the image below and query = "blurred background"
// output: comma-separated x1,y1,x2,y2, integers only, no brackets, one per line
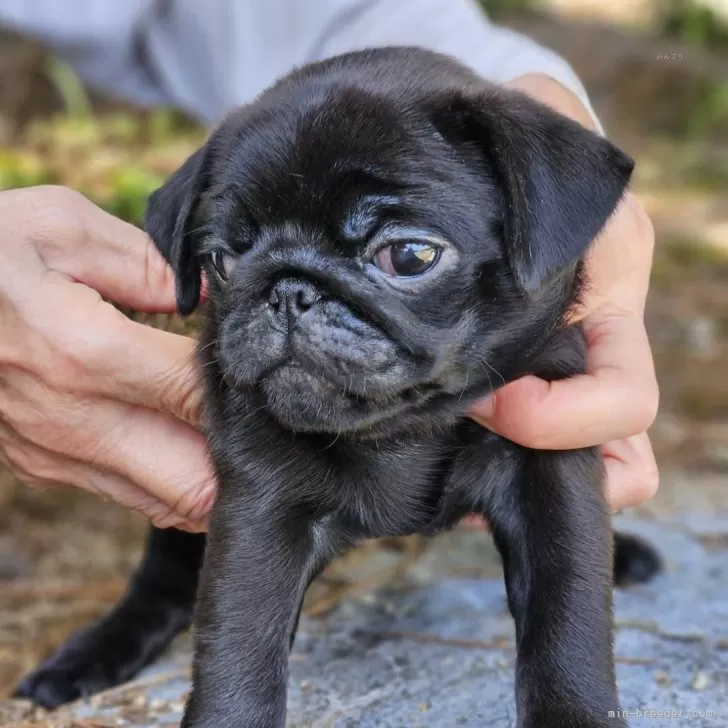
0,0,726,722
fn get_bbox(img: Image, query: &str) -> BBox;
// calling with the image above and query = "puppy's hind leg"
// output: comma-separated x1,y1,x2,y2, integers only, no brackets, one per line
15,527,204,709
614,531,662,587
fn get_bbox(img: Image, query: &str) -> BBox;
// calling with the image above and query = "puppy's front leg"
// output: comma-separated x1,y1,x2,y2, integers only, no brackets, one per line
476,444,625,728
182,491,328,728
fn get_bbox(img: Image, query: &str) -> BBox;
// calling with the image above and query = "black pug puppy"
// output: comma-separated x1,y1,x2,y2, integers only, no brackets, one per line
17,48,662,727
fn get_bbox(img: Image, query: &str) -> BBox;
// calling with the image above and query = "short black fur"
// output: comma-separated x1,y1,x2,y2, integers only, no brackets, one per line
17,48,662,727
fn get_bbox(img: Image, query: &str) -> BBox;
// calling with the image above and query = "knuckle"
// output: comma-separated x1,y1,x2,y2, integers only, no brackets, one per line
160,364,203,426
121,492,181,530
149,507,185,531
145,239,175,289
171,476,217,526
22,186,89,248
632,199,655,248
634,381,660,432
2,440,50,486
50,304,122,383
636,461,660,501
147,497,207,532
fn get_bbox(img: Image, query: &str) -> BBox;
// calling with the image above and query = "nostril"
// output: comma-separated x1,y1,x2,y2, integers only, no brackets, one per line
296,289,318,311
267,279,322,318
268,288,281,310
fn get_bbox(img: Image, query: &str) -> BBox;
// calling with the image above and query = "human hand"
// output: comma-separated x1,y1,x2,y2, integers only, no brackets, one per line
0,186,214,531
469,75,660,514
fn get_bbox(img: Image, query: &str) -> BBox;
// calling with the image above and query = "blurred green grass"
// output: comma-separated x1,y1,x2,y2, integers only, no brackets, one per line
483,0,728,49
0,107,204,225
661,0,728,50
2,0,727,225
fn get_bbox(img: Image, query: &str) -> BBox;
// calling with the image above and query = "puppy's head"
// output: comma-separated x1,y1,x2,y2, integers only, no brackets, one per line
146,48,633,435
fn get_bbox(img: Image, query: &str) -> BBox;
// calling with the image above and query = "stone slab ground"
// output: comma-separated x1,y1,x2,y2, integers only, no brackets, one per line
4,513,725,728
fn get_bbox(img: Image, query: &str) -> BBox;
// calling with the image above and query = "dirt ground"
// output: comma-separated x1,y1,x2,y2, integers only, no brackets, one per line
0,8,726,724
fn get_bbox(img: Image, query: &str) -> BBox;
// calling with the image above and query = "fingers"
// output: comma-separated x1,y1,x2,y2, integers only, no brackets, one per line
74,203,177,312
107,317,202,428
18,272,203,430
602,432,659,512
0,373,215,528
0,186,212,530
458,433,658,529
83,403,217,527
2,332,212,529
6,186,178,313
469,306,658,450
0,419,208,532
571,192,655,321
75,199,178,312
83,315,203,429
18,187,204,427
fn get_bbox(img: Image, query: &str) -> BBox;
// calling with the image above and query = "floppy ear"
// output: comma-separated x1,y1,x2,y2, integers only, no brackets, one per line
144,147,208,315
435,87,634,293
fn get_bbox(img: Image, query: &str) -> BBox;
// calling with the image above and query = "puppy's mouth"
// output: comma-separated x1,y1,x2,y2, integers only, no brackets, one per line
226,330,439,434
248,351,437,434
261,358,364,401
217,285,443,433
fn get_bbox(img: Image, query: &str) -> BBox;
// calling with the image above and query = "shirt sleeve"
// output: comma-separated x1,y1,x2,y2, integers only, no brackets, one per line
0,0,602,131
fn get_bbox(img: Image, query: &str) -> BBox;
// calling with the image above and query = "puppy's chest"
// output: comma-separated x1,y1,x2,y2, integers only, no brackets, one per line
333,446,453,537
231,425,498,539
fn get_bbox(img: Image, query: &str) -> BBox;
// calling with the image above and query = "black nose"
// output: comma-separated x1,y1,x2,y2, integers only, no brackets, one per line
268,278,321,327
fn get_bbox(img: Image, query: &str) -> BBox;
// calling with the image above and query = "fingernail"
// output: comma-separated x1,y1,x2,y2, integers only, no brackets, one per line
471,395,496,421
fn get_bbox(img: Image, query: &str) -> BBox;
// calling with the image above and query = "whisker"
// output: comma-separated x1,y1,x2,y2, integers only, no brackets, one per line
324,431,342,450
182,224,214,239
198,339,219,354
481,358,506,389
458,370,469,401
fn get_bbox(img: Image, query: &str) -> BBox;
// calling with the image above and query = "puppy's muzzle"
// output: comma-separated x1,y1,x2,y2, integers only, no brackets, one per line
267,278,322,334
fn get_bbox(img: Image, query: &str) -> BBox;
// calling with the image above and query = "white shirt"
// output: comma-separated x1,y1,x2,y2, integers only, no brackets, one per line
0,0,601,129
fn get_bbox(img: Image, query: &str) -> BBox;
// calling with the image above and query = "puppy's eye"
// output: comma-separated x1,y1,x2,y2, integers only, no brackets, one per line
210,251,237,281
373,241,440,277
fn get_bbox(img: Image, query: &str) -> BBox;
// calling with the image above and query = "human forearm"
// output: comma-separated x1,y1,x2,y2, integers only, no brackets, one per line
504,72,601,132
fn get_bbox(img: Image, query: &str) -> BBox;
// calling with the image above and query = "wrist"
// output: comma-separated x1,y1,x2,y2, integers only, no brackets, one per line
504,73,600,133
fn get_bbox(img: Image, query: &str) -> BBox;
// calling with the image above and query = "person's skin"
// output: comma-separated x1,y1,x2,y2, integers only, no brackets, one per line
475,74,659,508
0,73,659,533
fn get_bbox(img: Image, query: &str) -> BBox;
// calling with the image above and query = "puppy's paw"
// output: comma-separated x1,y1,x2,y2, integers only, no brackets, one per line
614,531,662,587
15,609,181,708
13,618,132,708
14,656,113,710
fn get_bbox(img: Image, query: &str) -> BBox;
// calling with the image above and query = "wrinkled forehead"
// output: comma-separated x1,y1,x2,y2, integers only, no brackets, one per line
209,86,436,224
200,80,500,261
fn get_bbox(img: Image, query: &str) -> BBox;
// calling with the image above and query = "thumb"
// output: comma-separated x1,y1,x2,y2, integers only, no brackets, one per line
469,308,658,450
40,190,179,313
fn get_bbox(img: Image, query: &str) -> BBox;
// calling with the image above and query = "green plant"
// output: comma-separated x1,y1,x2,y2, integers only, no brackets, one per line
0,150,58,189
478,0,541,18
91,166,167,225
660,0,728,49
686,82,728,139
46,57,93,118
